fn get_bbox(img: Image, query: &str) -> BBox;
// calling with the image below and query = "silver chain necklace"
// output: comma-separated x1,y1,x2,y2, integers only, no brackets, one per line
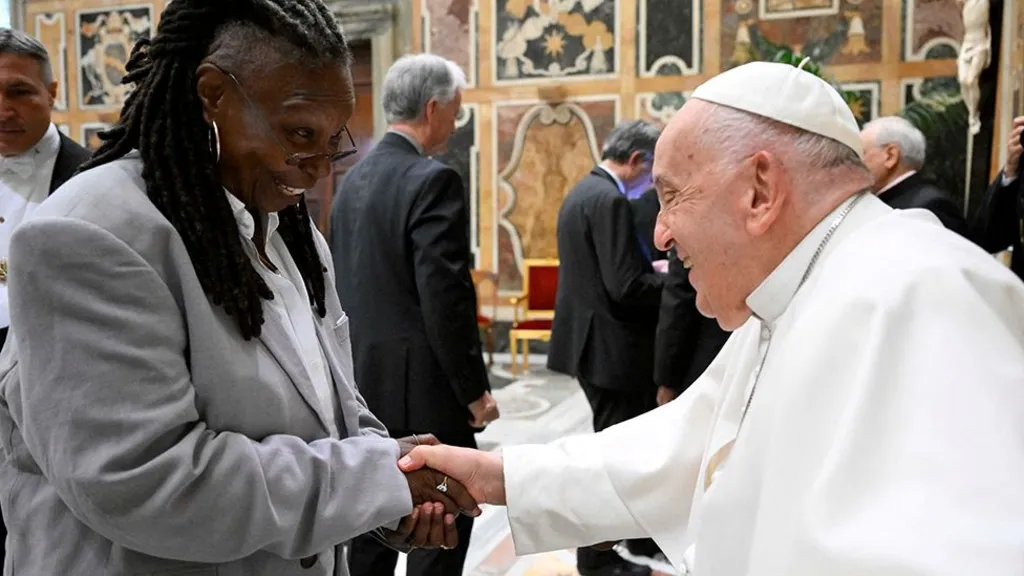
736,191,868,434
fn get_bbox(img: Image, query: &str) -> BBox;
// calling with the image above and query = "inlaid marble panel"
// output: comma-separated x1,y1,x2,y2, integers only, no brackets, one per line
901,75,959,106
495,98,618,291
722,0,882,69
33,12,68,111
636,91,689,127
76,5,153,110
80,121,109,151
637,0,700,76
840,81,880,125
494,0,617,83
760,0,839,20
903,0,963,61
422,0,478,85
435,105,480,265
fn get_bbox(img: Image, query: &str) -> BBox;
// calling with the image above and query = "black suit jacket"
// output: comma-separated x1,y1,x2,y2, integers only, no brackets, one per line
970,171,1024,282
630,187,667,261
878,172,968,237
0,133,90,350
329,133,489,441
654,250,731,394
547,168,664,390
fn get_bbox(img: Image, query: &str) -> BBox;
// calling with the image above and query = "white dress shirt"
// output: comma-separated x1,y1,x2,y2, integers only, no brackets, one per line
225,191,340,440
877,169,916,195
0,123,61,329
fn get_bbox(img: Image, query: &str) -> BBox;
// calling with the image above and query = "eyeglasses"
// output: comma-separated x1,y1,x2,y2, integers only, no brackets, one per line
221,69,358,167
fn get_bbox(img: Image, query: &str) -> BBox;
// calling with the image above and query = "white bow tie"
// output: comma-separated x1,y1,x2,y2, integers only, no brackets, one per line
0,156,34,179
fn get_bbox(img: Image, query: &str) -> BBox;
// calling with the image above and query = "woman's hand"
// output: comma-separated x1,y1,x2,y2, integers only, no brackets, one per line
378,502,459,551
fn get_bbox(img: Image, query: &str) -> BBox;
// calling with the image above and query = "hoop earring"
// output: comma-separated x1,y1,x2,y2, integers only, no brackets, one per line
209,121,221,164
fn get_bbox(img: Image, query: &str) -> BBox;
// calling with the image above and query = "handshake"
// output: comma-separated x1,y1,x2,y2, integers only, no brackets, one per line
375,434,506,553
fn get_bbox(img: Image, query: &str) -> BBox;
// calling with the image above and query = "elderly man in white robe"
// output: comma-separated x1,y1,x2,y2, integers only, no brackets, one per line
399,61,1024,575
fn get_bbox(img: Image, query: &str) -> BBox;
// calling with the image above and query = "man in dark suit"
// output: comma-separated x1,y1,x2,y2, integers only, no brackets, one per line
0,26,91,564
330,53,497,576
548,120,663,576
971,115,1024,282
860,116,968,236
630,186,667,262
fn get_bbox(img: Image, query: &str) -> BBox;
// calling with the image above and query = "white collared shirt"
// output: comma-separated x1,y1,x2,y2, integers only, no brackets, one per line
877,169,917,196
0,123,61,328
597,165,626,194
224,191,339,439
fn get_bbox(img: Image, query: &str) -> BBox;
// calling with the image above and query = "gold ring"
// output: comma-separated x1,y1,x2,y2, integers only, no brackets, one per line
413,434,420,446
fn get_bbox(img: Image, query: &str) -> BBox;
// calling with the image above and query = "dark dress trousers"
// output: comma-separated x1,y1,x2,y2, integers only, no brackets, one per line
970,171,1024,282
878,172,968,237
0,132,89,565
655,250,731,395
330,132,488,576
630,186,667,262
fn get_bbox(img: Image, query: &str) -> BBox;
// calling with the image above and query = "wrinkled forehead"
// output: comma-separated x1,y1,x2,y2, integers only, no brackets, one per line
653,101,707,185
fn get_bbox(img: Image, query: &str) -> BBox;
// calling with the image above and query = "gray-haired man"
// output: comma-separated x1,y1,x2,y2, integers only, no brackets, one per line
330,53,497,576
860,115,967,236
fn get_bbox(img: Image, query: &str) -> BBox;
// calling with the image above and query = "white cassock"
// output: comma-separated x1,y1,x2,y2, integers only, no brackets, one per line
503,193,1024,575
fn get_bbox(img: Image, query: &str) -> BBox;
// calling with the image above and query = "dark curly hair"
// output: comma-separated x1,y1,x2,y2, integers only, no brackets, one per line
78,0,352,340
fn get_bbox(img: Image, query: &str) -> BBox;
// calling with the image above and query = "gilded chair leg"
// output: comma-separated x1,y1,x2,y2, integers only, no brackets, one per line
510,334,518,377
523,340,530,373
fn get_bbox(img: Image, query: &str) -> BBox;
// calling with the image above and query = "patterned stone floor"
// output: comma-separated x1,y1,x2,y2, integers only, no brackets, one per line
393,355,677,576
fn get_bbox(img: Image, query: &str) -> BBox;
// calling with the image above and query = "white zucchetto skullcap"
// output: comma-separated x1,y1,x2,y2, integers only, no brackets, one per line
690,59,864,160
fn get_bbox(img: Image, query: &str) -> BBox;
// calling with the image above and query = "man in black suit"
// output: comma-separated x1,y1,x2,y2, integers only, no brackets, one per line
653,250,731,406
330,53,497,576
548,120,663,576
971,115,1024,282
0,27,91,564
630,186,667,262
860,116,968,235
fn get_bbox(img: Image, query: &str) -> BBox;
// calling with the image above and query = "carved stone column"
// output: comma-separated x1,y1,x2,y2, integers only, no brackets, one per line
331,0,409,138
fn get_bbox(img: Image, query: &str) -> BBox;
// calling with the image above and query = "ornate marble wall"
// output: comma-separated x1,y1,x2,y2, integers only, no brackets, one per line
412,0,966,294
22,0,166,150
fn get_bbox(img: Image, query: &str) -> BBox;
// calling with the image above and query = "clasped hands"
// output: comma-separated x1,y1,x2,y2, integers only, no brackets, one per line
374,434,482,553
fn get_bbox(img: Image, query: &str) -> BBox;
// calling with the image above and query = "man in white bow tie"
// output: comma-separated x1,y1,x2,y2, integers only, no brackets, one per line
0,29,89,350
399,60,1024,575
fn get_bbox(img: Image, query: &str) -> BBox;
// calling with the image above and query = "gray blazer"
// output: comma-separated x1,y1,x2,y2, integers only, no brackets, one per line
0,153,414,575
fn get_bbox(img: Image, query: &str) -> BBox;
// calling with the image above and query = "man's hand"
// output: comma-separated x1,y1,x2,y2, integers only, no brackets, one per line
1004,116,1024,176
468,391,500,428
404,467,482,517
396,433,439,459
377,502,459,551
656,385,678,406
400,444,507,506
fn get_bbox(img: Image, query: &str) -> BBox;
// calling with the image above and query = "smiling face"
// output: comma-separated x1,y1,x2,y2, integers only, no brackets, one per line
652,100,792,330
196,56,355,214
0,52,56,156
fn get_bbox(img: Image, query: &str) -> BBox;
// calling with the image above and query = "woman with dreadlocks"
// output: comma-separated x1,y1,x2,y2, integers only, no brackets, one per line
0,2,480,574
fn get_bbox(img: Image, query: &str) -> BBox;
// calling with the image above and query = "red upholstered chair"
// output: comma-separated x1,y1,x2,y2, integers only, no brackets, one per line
471,270,499,367
508,259,559,376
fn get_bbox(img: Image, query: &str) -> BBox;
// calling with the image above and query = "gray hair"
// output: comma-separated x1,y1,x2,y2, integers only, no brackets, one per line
699,103,866,174
382,53,467,124
600,120,661,163
863,116,927,170
0,28,53,85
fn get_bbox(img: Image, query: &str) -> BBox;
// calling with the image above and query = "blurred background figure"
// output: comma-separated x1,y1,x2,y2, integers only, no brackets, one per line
860,116,968,236
330,53,497,576
971,115,1024,283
